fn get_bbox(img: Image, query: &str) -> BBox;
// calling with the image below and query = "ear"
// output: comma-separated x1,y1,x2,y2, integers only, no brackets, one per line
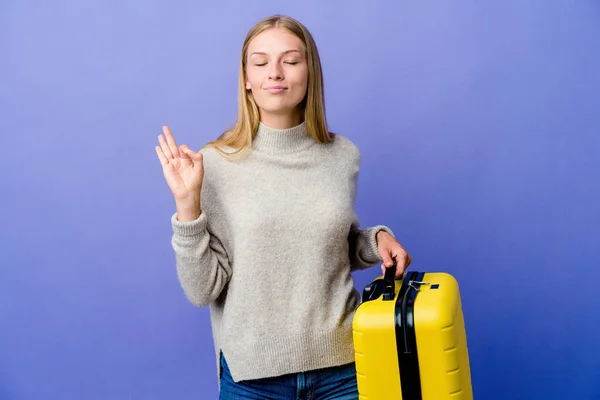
245,79,251,90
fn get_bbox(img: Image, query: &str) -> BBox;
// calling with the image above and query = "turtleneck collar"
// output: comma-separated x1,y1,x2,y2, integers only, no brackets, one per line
252,121,316,154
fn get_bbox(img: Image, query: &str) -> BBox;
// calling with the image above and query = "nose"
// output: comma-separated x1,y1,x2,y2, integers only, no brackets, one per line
268,62,283,81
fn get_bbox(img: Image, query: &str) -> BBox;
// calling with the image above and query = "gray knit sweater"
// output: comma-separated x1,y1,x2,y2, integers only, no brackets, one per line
170,121,394,383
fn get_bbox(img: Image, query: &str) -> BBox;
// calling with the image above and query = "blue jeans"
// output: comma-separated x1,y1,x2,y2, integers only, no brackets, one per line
219,353,358,400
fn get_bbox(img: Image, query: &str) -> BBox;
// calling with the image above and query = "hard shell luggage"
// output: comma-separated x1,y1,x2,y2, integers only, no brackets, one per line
352,265,473,399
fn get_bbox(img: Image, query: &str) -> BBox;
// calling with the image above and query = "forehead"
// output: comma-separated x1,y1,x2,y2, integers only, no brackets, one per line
247,27,305,55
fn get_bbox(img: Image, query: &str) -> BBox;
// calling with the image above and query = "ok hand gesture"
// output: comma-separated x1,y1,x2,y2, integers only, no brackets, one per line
155,126,204,201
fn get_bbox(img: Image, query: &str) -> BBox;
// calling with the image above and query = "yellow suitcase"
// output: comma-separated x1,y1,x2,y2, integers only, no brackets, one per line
352,266,473,399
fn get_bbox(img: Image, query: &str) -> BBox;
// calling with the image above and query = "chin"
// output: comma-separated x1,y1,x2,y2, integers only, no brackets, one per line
255,99,301,115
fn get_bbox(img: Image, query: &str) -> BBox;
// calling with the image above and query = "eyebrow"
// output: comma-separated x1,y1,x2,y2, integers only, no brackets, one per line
249,50,303,56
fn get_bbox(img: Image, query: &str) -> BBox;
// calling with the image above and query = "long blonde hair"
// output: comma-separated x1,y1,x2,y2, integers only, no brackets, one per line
204,15,332,161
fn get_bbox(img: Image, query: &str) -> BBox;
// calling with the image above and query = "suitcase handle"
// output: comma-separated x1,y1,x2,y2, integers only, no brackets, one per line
382,263,398,300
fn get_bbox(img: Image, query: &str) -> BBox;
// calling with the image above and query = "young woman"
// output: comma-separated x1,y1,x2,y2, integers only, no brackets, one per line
156,14,411,400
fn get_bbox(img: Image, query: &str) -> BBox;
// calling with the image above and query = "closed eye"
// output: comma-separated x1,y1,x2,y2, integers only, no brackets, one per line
255,62,298,66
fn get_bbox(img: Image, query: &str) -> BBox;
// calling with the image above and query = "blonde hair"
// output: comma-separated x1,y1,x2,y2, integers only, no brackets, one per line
204,15,332,161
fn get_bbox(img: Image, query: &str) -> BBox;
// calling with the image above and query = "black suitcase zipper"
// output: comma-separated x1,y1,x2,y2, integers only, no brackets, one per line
360,266,429,399
395,270,426,400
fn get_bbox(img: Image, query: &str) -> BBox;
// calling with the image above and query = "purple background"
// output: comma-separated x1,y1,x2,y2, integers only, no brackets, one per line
2,1,599,399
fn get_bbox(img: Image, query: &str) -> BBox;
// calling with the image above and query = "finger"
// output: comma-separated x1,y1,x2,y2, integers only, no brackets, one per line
392,253,406,266
163,126,180,158
155,146,169,166
399,252,412,268
381,252,394,269
393,254,409,277
192,150,203,163
158,134,174,159
395,264,405,279
179,145,193,166
183,146,204,163
380,253,394,277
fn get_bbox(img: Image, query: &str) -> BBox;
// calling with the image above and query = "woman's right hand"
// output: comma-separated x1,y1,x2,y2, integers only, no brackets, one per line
156,126,204,219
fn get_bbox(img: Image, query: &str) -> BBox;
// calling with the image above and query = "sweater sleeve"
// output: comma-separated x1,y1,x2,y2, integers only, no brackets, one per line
348,218,395,272
170,211,232,307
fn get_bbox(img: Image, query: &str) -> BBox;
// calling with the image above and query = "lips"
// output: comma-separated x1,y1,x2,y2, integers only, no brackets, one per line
265,86,287,94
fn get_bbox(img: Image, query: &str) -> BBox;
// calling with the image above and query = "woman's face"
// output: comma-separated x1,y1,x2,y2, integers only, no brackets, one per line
245,27,308,123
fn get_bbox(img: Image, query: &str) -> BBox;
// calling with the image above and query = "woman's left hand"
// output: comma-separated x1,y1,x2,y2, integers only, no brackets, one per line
376,231,412,278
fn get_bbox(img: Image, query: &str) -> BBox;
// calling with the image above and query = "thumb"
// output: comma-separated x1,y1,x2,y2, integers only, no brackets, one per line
381,251,394,269
380,252,394,276
179,145,192,161
181,146,203,163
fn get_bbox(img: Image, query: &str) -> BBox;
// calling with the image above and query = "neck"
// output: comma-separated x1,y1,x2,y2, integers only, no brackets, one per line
259,109,303,129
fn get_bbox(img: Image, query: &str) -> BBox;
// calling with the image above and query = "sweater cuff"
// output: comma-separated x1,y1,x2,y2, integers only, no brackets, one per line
171,211,207,237
366,225,395,263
